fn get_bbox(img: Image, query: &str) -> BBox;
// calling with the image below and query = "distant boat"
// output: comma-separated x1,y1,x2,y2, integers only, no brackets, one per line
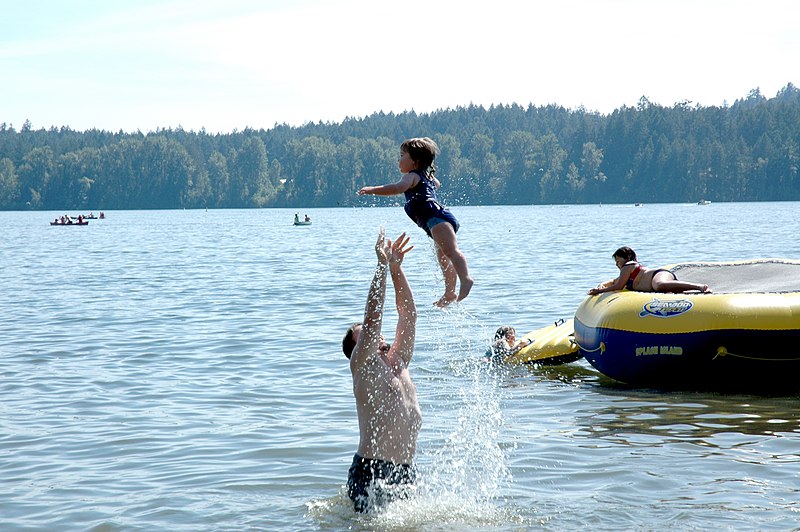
50,220,88,226
634,202,643,207
293,213,312,226
697,199,711,205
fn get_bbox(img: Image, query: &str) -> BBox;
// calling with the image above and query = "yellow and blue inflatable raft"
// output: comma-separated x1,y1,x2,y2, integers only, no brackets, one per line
574,259,800,391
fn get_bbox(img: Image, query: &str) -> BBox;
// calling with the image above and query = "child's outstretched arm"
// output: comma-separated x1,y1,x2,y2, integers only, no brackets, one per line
588,264,635,295
358,173,417,197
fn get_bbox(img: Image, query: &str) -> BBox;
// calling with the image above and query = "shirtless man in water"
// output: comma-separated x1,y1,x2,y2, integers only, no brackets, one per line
341,229,421,513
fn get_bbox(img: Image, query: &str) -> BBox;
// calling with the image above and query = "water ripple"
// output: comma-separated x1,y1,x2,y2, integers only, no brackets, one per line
2,206,799,530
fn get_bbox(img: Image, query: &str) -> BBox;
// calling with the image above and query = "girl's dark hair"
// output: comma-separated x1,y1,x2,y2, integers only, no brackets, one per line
613,246,637,262
401,137,439,179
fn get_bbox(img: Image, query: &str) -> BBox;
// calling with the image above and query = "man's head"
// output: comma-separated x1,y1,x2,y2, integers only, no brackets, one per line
342,322,361,359
342,322,391,359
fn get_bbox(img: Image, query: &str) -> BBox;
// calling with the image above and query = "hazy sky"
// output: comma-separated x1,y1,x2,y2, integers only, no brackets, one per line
2,0,798,133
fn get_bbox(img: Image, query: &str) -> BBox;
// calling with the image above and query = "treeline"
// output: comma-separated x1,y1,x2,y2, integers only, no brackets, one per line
1,84,798,210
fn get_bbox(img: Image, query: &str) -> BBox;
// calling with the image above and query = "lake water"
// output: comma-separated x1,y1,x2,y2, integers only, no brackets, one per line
1,202,799,531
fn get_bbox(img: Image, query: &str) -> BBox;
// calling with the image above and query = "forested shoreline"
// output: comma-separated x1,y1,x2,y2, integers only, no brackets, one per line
1,84,798,210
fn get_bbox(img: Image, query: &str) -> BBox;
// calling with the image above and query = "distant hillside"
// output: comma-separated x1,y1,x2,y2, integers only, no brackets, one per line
1,84,798,210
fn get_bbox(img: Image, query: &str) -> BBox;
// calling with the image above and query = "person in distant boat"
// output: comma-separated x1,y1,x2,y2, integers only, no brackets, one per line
588,246,711,295
341,228,420,513
304,214,310,222
294,213,300,224
358,137,473,307
484,325,532,362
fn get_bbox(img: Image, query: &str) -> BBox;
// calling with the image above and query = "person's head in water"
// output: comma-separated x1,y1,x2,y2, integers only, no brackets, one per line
494,325,516,344
342,322,391,359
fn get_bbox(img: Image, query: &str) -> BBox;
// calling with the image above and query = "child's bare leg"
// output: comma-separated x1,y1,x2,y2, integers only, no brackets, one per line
652,277,711,293
433,245,458,307
664,282,711,293
431,223,473,303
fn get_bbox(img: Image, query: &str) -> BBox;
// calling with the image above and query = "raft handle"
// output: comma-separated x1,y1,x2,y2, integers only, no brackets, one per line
574,340,605,354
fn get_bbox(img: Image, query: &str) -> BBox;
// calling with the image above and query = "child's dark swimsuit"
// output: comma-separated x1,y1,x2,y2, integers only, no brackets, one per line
403,170,459,238
346,453,416,513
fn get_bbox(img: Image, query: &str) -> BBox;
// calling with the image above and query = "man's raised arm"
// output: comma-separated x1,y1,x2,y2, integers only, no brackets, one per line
350,229,390,370
388,234,416,366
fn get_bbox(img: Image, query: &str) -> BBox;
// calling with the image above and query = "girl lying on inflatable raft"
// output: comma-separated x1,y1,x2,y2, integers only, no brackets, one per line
578,250,800,392
588,246,711,296
485,246,711,367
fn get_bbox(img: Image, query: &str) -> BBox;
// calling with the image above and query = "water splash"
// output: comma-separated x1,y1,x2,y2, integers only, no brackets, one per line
309,237,524,527
410,301,520,526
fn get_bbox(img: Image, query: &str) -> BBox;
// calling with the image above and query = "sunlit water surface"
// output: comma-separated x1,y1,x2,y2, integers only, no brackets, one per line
1,203,799,531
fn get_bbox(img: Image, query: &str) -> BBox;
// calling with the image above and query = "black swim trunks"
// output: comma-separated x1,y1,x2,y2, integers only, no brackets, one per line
346,453,416,513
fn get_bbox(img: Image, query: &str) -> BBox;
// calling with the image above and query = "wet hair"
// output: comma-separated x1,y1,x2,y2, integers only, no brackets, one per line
342,322,361,359
613,246,637,262
494,326,515,341
400,137,439,179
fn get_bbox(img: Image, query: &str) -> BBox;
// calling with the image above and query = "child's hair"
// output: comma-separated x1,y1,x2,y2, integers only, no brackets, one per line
494,326,515,340
613,246,637,262
401,137,439,178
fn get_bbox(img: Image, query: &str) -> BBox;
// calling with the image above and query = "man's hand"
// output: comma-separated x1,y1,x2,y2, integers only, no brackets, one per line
375,227,389,265
388,232,413,270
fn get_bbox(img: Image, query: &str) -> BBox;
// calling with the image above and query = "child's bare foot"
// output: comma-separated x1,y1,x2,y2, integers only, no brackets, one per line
456,277,474,301
433,293,457,308
702,285,712,293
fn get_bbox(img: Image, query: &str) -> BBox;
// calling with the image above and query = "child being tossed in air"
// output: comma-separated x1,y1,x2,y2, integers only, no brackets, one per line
359,137,473,307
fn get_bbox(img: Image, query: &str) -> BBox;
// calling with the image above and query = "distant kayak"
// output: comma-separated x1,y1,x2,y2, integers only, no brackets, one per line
293,213,312,226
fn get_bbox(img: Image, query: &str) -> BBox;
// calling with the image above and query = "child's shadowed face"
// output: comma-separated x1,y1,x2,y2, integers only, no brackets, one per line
398,150,417,174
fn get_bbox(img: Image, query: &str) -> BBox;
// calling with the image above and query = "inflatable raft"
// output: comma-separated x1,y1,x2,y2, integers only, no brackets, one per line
574,259,800,392
494,318,582,365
